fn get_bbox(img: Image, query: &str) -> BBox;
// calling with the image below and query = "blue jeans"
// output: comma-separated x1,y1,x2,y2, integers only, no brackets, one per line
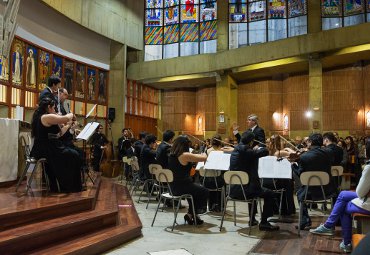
324,191,370,245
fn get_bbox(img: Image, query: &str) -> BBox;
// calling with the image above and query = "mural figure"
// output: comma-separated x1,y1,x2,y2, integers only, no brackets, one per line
13,46,22,83
26,48,36,87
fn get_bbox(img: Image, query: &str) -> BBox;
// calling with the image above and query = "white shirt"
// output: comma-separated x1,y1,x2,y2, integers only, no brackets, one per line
351,164,370,212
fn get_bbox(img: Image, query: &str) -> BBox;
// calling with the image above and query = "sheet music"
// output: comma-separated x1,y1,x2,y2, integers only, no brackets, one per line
258,156,292,179
76,122,99,140
204,151,230,171
195,161,204,170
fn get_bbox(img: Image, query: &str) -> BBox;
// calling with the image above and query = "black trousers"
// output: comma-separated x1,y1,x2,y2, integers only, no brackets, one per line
171,179,209,215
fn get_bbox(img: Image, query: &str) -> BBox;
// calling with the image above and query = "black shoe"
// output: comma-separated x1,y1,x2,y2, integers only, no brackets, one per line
310,203,318,209
295,221,312,230
259,222,280,231
184,214,194,225
250,219,259,226
194,216,204,225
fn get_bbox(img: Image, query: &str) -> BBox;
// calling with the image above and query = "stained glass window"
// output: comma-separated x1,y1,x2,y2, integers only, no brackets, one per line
145,0,217,61
322,0,368,30
228,0,307,49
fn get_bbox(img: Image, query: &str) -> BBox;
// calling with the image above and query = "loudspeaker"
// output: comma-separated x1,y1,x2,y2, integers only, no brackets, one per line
108,107,115,122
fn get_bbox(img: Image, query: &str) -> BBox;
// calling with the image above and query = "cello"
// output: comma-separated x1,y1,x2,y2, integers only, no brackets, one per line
100,121,122,177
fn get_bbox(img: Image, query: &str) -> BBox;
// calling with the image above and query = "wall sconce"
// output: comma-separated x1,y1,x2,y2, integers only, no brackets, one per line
197,116,203,131
219,110,225,123
305,110,313,118
272,112,280,120
283,114,289,130
366,111,370,128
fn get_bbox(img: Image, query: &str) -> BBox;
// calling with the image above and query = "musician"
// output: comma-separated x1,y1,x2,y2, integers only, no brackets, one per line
294,133,335,230
30,97,82,192
229,131,279,231
89,124,108,172
323,132,343,166
39,75,60,106
118,128,131,159
156,129,175,169
310,143,370,253
168,135,209,225
233,114,266,147
139,134,158,180
134,131,147,167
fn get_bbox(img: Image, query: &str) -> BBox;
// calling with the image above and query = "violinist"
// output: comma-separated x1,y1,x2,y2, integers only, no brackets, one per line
156,130,175,169
90,124,108,172
134,131,147,167
30,97,82,192
139,134,158,181
294,133,336,230
39,75,60,107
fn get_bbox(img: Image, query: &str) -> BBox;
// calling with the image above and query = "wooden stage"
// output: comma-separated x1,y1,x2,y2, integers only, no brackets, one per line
0,174,142,255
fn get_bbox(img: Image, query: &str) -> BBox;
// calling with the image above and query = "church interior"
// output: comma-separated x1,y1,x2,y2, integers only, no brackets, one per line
1,0,370,254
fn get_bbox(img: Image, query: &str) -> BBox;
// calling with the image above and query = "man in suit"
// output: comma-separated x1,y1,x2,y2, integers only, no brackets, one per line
233,114,266,147
39,75,60,107
229,131,278,231
294,133,335,230
139,134,157,181
118,128,131,159
156,130,175,169
323,132,343,166
134,131,147,168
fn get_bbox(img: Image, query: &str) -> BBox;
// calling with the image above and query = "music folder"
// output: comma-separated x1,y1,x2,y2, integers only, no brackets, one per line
76,122,99,141
258,156,292,179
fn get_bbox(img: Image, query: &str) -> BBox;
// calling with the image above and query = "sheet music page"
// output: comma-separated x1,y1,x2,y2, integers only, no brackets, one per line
204,151,230,171
76,122,99,140
195,161,204,170
258,156,292,179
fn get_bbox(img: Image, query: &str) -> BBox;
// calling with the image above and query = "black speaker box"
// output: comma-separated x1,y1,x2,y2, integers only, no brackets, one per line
108,107,115,122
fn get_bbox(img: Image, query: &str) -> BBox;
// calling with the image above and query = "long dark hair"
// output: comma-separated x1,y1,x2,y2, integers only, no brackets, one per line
31,97,55,137
170,135,191,157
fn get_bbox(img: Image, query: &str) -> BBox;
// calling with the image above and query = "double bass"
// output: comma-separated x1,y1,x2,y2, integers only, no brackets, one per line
100,122,122,177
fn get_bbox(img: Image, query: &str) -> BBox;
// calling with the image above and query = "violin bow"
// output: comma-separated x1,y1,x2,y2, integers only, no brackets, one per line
212,137,234,147
278,135,299,151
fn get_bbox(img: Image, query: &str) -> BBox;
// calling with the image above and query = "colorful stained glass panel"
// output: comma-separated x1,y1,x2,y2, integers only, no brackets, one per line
200,20,217,41
288,0,307,17
249,1,266,21
180,23,199,42
146,9,163,26
229,0,247,3
165,6,179,25
165,0,179,7
145,26,163,44
75,64,85,99
268,0,286,19
200,2,217,21
322,0,342,17
181,2,199,22
368,0,370,10
25,45,38,89
38,50,50,91
344,0,364,16
87,68,96,101
147,0,163,8
181,0,199,4
164,24,180,43
229,4,247,22
52,55,63,79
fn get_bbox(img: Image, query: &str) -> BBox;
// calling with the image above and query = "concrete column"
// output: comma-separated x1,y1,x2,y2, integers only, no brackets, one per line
307,0,322,34
216,73,237,138
308,57,323,132
216,0,228,52
109,41,126,145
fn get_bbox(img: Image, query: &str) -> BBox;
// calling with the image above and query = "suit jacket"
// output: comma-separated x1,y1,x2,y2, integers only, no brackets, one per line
133,140,144,166
324,143,344,166
235,125,266,147
229,144,269,198
139,144,157,180
117,137,130,159
296,146,335,201
39,87,57,104
156,141,171,169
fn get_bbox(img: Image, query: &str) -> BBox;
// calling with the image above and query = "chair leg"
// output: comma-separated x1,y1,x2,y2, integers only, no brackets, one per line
16,160,31,192
233,200,236,226
298,201,303,237
249,199,256,236
137,180,149,203
26,161,40,193
172,198,182,231
278,190,284,219
219,199,228,231
189,196,197,226
146,183,157,209
151,195,163,227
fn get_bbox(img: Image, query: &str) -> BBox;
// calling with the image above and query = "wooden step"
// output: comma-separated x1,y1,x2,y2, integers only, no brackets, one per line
0,177,101,231
28,184,142,255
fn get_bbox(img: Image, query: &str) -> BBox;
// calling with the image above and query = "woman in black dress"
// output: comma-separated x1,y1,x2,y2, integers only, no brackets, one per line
30,97,82,192
168,135,209,225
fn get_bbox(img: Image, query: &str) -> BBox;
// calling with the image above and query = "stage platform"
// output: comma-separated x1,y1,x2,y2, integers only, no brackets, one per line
0,174,142,255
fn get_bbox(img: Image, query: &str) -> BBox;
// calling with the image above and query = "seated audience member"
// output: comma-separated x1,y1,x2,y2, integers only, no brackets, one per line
168,136,209,225
139,134,158,180
229,131,278,231
310,143,370,253
294,133,335,230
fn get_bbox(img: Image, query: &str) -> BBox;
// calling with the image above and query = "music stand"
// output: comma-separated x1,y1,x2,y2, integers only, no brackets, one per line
76,122,100,186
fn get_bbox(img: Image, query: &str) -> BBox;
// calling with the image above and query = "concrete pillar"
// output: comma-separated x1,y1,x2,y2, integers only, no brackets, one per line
216,73,237,138
216,0,228,52
308,56,323,132
307,0,322,34
109,41,126,145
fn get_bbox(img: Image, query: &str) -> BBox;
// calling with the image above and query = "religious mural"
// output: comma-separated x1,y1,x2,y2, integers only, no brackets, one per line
25,45,38,89
64,60,74,95
75,64,85,99
38,50,50,91
12,39,24,86
52,55,63,79
0,56,9,82
87,68,96,101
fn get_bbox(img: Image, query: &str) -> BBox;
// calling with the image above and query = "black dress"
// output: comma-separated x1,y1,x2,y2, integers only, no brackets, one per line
168,154,209,214
30,118,82,192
